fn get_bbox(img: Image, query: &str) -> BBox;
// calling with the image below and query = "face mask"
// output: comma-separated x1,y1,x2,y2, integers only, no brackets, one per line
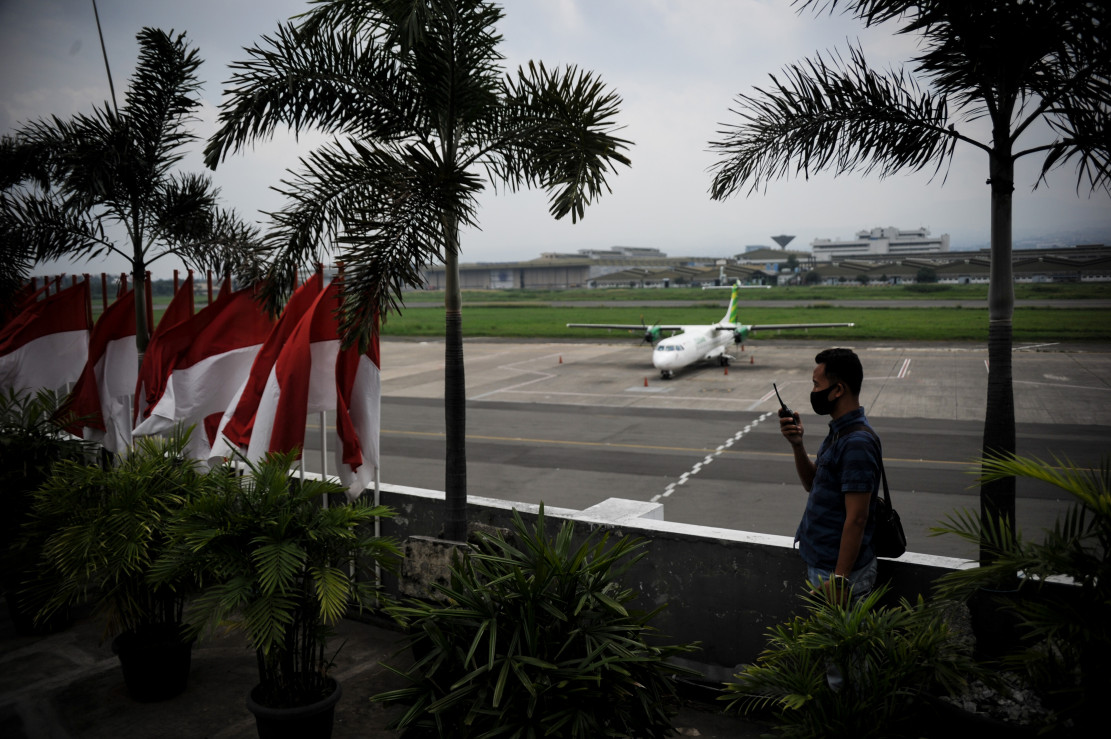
810,385,838,415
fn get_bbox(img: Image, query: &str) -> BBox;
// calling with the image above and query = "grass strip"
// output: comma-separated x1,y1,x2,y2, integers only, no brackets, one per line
380,305,1111,343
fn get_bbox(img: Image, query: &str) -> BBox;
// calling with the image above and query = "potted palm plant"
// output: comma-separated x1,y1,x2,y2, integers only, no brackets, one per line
25,426,204,701
154,451,400,739
931,453,1111,734
0,388,94,634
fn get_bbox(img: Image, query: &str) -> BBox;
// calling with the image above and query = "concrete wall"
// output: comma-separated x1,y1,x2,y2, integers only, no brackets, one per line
362,481,967,680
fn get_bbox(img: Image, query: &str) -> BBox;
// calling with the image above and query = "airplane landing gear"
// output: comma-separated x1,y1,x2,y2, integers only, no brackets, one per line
660,370,673,380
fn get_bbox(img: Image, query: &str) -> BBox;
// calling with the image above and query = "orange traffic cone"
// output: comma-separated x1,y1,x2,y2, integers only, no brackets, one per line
644,377,648,387
750,356,755,365
724,365,729,375
559,355,562,364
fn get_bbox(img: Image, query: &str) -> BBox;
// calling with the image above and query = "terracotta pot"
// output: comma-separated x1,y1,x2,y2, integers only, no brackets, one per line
246,678,342,739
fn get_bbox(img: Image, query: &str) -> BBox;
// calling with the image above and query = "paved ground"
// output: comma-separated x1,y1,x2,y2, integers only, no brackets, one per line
0,600,767,738
334,338,1111,560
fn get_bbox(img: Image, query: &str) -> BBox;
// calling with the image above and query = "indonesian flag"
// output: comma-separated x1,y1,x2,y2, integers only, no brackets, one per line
2,281,46,323
243,280,380,500
62,288,138,454
132,283,274,460
134,274,195,424
209,272,324,461
0,281,90,395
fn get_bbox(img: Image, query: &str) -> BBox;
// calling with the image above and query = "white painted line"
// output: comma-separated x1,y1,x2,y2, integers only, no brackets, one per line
897,358,911,379
658,412,774,500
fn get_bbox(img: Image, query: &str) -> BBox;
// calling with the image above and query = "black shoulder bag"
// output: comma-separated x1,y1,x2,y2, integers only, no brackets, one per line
840,424,907,559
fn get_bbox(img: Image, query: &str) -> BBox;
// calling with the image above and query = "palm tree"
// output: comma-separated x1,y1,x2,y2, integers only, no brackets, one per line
203,0,631,542
708,0,1110,562
0,28,264,361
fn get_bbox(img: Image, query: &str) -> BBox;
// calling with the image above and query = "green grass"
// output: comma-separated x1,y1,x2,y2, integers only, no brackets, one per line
132,283,1109,342
401,281,1111,304
380,304,1111,342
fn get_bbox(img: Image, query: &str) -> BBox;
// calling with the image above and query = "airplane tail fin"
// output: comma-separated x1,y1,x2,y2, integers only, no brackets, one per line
721,282,740,326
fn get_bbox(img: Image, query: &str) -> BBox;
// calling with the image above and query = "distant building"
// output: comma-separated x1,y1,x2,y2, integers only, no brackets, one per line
810,226,950,262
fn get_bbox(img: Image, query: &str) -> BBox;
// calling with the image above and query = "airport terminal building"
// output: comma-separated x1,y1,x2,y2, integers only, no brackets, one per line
417,239,1111,290
810,226,950,262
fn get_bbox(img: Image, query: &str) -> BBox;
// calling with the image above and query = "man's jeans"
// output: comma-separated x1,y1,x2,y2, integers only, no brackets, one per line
806,557,879,694
806,556,878,603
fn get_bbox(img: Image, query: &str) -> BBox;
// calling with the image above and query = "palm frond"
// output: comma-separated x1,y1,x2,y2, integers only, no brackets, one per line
710,44,955,199
205,21,426,170
495,61,632,223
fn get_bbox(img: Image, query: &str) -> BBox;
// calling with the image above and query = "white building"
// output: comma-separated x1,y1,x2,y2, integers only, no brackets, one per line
810,226,950,262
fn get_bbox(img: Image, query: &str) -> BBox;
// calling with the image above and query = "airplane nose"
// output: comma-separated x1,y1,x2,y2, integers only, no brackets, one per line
653,351,680,370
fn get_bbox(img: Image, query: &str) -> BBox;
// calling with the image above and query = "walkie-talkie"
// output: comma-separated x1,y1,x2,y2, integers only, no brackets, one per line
773,382,797,422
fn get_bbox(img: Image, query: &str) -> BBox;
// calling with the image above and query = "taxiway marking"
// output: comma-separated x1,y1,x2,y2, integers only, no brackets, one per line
652,411,776,503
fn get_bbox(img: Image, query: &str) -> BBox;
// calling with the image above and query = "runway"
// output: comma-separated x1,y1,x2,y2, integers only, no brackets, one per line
308,338,1111,560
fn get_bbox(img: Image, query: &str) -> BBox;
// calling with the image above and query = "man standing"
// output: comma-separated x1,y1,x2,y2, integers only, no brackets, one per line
780,348,881,602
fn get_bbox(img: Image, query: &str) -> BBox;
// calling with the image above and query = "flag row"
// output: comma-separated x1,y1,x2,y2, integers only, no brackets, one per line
0,273,379,500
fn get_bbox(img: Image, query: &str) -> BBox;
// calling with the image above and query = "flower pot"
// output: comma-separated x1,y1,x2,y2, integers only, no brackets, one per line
111,623,194,702
246,678,342,739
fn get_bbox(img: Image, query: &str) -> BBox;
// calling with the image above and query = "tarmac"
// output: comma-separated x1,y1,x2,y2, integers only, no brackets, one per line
0,598,769,738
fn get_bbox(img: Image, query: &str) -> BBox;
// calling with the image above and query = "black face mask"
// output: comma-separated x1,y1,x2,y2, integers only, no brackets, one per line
810,384,839,415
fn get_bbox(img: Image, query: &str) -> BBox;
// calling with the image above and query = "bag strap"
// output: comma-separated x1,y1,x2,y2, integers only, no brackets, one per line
834,423,892,506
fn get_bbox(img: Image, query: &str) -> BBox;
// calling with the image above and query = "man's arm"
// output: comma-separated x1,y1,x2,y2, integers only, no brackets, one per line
834,492,871,577
780,414,816,491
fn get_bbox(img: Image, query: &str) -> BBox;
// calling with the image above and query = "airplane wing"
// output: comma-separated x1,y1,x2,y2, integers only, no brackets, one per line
567,323,684,331
714,322,855,331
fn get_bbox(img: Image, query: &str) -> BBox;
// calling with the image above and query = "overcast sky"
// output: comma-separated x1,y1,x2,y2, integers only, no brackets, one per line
3,0,1109,279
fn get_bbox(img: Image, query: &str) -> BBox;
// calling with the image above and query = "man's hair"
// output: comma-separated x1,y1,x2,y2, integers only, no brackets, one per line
815,348,863,396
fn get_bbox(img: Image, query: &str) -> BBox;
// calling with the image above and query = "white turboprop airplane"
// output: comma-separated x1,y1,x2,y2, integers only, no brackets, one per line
567,283,854,379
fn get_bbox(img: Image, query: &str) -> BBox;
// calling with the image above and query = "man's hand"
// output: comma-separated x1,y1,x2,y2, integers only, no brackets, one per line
812,575,851,607
779,412,804,447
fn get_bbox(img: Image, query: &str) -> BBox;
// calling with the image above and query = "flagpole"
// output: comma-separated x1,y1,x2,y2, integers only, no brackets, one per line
374,465,381,606
90,0,118,116
319,410,328,508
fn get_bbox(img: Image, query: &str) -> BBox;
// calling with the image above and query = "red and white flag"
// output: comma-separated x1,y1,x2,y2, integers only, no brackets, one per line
134,274,195,424
210,272,324,461
244,280,380,500
62,287,138,454
132,283,274,459
0,281,90,395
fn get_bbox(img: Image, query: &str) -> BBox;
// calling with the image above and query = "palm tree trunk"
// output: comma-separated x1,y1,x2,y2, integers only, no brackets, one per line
981,146,1016,566
443,237,468,543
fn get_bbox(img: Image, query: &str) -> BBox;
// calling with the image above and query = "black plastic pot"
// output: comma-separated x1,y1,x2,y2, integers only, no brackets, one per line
111,623,194,702
246,678,342,739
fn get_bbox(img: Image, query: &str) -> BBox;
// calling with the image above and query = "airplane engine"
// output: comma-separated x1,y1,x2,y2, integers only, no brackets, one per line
733,327,750,344
644,326,662,344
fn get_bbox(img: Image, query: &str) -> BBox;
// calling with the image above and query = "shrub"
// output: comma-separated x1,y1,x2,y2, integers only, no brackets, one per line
723,585,974,738
374,507,696,738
